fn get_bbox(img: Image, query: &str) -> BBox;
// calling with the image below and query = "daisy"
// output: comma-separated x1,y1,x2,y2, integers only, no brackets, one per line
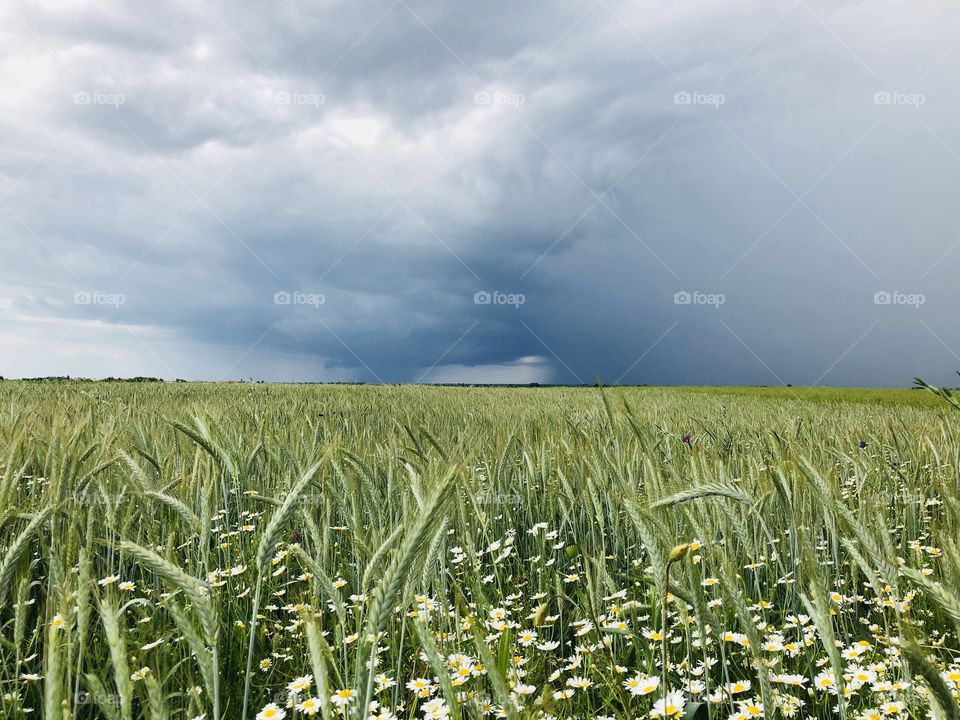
375,673,396,691
421,698,449,719
330,688,356,707
738,699,763,717
624,674,659,696
406,678,433,697
814,669,836,692
256,703,286,720
725,680,751,695
287,675,312,694
650,691,686,718
296,697,321,716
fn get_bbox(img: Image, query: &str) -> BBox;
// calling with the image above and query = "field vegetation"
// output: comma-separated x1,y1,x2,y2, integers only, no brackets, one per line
1,381,959,720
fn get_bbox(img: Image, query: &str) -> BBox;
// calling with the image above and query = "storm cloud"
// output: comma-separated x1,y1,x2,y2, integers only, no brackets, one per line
2,0,959,385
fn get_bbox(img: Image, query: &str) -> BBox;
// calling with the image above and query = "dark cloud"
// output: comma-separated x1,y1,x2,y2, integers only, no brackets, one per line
1,0,959,384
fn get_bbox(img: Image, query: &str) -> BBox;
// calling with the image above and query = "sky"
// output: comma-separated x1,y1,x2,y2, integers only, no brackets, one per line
1,0,959,386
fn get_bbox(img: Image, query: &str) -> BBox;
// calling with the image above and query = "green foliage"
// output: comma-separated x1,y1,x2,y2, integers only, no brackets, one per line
0,381,959,719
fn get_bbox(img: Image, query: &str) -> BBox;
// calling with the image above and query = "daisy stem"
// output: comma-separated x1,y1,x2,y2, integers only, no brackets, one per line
663,560,672,693
242,575,263,720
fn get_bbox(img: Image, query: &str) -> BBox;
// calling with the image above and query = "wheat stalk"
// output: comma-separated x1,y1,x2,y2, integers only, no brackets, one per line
354,467,458,718
242,459,324,720
0,505,54,602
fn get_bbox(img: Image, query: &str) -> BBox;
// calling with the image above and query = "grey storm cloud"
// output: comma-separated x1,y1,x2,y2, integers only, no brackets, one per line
2,0,960,384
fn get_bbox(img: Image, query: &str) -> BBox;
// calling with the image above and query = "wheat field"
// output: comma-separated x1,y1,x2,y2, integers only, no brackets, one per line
1,381,959,720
